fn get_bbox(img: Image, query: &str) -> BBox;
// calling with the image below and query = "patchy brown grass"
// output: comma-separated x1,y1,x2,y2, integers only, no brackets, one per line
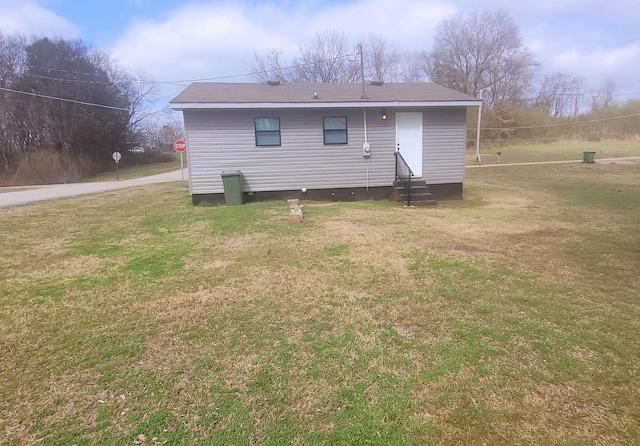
1,160,639,445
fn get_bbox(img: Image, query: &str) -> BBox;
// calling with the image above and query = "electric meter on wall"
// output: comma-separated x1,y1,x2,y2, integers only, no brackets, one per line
362,142,371,157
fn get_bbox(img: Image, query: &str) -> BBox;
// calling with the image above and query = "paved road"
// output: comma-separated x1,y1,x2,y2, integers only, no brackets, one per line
2,156,638,209
0,169,187,208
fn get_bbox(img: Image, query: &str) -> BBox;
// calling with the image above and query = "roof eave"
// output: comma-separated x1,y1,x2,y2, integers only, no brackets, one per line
169,100,482,110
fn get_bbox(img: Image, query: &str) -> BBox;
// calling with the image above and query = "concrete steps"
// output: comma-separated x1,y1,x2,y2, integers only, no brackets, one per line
393,180,437,207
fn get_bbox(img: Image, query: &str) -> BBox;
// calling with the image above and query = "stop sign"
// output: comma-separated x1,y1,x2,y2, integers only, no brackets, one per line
174,139,187,152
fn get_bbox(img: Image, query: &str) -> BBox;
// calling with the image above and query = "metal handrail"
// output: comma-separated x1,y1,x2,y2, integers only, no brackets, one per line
395,151,414,179
395,151,414,206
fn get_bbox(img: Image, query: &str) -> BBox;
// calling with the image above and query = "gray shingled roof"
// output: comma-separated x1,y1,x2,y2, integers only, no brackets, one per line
170,82,479,105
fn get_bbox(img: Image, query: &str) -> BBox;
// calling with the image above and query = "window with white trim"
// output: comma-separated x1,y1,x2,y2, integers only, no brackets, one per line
255,117,281,146
323,116,347,145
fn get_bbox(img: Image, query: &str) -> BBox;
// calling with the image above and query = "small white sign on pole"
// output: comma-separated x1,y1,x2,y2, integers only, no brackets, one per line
112,152,122,181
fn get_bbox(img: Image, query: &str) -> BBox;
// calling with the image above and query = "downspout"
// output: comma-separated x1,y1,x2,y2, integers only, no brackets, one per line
363,107,368,144
363,108,370,191
183,112,193,195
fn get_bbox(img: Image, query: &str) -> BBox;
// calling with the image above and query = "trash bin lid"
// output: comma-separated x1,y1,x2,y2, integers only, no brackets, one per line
221,170,242,177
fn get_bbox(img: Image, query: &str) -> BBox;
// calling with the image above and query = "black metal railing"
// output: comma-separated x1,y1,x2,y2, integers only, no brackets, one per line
395,151,414,206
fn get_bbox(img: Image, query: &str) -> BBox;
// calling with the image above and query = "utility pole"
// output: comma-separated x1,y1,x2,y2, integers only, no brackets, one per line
358,43,367,100
475,89,484,164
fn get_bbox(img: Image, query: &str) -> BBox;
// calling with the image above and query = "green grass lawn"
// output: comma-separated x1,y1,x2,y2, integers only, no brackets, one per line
466,139,640,165
1,159,639,445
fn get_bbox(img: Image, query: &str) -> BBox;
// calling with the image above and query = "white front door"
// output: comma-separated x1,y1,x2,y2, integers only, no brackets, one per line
396,112,423,177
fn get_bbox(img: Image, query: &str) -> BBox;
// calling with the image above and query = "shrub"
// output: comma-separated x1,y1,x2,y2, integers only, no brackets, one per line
7,151,103,186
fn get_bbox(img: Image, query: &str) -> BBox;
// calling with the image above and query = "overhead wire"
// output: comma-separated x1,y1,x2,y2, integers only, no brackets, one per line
3,52,359,111
151,52,358,84
476,112,640,131
0,87,129,111
22,72,112,85
21,52,358,86
11,52,640,114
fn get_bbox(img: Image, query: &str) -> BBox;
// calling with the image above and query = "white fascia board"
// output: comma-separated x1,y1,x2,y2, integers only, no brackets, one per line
170,100,481,110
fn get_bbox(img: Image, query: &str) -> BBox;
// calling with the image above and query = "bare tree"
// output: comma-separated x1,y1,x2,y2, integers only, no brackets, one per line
363,34,403,82
291,30,358,83
399,51,427,83
0,32,25,87
0,33,182,183
535,73,584,118
424,9,537,107
252,32,413,84
590,78,615,112
122,71,159,138
160,121,184,150
251,49,294,83
0,33,26,172
16,38,130,159
252,31,358,83
90,49,159,141
141,119,184,150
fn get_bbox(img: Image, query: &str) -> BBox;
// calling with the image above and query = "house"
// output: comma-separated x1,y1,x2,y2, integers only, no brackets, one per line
169,82,480,205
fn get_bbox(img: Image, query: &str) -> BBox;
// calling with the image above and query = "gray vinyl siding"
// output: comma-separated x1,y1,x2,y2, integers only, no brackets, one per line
184,108,395,194
183,106,466,195
422,108,467,184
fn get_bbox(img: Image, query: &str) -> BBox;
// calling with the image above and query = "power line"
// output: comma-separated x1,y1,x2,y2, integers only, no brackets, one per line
154,52,358,84
611,92,640,97
467,136,626,142
22,52,357,87
23,57,640,104
2,52,361,115
25,65,106,79
25,65,162,87
0,87,129,111
477,112,640,131
22,72,111,85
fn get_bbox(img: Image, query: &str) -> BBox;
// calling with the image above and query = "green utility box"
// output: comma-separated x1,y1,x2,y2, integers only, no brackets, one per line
221,170,243,205
583,151,597,164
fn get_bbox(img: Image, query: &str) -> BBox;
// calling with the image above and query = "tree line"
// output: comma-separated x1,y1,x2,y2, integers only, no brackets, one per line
1,10,635,186
252,10,637,144
0,33,182,185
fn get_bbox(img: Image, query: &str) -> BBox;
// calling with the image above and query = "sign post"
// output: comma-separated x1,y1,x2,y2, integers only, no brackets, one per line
174,140,187,181
112,151,122,181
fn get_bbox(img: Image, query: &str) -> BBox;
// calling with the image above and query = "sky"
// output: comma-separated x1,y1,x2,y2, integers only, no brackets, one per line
1,0,639,111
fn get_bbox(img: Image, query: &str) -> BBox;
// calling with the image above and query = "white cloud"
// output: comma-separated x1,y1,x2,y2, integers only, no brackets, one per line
519,11,640,94
3,0,638,104
110,0,456,89
0,1,79,37
108,0,640,105
297,0,456,50
550,42,640,92
111,2,290,87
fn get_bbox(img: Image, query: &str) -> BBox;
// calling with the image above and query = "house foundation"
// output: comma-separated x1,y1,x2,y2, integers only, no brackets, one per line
191,183,462,206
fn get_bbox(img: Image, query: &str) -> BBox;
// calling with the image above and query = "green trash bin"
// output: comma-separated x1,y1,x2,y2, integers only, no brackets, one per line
221,170,243,205
583,151,596,164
